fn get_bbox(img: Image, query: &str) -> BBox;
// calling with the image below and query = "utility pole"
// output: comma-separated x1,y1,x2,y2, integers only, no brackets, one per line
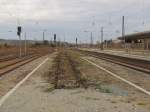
122,16,125,49
64,34,66,43
90,32,93,47
101,27,104,50
43,31,45,43
24,32,27,56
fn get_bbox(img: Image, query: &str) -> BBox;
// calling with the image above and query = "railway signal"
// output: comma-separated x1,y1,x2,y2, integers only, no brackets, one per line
54,34,57,46
76,38,78,47
17,26,22,57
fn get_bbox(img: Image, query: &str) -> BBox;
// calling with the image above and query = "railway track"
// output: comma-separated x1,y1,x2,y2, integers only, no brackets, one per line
0,54,39,69
77,49,150,74
65,52,88,88
50,50,87,89
0,47,54,77
0,52,36,63
0,55,43,77
0,55,18,62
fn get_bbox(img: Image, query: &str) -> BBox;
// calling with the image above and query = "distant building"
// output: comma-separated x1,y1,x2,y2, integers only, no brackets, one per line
0,39,40,46
118,31,150,50
112,39,122,44
103,39,122,49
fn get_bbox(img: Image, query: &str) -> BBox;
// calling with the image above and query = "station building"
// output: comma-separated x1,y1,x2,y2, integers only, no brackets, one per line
118,31,150,50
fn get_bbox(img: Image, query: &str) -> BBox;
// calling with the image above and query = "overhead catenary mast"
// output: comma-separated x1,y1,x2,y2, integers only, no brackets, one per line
24,32,27,56
101,27,104,50
43,31,45,43
90,32,93,47
122,16,125,49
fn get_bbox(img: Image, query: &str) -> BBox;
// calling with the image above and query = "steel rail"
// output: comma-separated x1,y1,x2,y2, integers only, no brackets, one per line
0,55,43,77
77,49,150,74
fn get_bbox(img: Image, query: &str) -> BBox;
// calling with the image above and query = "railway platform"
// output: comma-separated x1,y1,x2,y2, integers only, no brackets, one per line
80,48,150,61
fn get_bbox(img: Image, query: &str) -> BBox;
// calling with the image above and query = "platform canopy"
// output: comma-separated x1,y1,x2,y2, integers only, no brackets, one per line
118,31,150,42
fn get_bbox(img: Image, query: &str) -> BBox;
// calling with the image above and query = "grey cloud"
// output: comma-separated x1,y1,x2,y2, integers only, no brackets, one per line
0,0,149,43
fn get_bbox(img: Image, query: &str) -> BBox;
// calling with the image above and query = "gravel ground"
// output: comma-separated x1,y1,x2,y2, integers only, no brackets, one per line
83,56,150,110
0,53,149,112
86,57,150,92
0,54,52,98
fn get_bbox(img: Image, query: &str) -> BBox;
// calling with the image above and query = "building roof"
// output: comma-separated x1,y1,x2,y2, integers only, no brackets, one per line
118,31,150,40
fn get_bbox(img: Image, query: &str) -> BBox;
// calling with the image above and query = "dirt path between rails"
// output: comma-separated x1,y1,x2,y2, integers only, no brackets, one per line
48,50,87,89
0,51,149,112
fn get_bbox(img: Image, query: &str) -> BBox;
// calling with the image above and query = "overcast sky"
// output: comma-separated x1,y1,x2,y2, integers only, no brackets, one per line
0,0,149,43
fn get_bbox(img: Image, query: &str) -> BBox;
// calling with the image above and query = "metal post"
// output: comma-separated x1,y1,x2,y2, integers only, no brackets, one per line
19,35,22,57
122,16,125,49
24,32,27,56
54,34,57,47
43,32,45,43
101,27,104,50
76,38,78,48
91,32,93,47
17,26,22,57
